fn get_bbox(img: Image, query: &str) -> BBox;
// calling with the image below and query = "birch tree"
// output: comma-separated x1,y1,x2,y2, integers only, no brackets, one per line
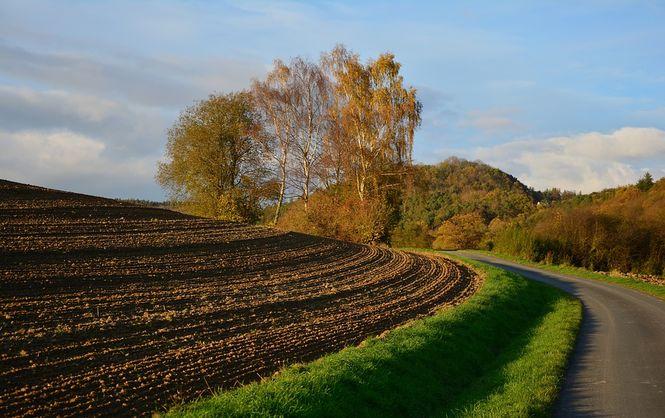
252,64,292,224
322,45,422,201
284,57,332,206
252,57,332,220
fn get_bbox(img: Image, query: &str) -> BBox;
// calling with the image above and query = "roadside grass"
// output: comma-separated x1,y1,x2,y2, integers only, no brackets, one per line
474,250,665,301
167,254,581,417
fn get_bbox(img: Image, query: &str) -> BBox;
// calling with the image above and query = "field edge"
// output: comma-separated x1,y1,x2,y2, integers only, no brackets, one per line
475,250,665,301
164,253,581,417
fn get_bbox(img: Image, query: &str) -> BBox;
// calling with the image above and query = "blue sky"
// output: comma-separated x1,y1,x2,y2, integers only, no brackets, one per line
1,0,664,199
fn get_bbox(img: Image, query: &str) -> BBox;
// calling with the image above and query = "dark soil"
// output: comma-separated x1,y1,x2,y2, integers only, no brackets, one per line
0,180,478,417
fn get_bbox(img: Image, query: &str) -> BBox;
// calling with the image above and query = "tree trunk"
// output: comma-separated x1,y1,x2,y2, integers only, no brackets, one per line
272,159,287,225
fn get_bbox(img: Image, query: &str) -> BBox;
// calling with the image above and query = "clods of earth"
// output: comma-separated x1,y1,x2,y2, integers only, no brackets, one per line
0,180,478,417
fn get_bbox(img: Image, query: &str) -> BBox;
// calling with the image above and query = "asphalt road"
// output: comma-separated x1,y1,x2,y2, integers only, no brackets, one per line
456,251,665,418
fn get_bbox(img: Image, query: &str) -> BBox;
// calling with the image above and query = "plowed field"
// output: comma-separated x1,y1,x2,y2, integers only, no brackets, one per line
0,180,479,417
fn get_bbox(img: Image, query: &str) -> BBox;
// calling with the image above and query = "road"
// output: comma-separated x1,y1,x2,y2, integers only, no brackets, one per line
456,251,665,418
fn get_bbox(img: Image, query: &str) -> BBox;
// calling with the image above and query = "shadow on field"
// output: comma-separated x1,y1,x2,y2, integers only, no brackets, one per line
171,266,576,417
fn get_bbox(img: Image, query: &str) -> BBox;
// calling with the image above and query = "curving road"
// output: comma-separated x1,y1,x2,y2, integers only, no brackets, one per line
456,251,665,418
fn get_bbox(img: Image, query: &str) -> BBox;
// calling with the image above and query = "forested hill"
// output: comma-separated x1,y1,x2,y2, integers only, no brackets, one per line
390,157,537,248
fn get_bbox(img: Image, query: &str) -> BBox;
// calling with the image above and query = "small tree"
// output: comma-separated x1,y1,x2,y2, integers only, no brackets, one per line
432,212,487,250
637,172,654,192
156,92,269,221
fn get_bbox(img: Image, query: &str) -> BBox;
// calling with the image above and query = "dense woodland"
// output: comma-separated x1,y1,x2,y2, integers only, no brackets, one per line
390,162,664,276
390,158,538,248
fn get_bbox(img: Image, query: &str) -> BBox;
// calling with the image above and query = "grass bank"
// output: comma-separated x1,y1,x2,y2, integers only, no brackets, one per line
476,250,665,301
167,254,581,417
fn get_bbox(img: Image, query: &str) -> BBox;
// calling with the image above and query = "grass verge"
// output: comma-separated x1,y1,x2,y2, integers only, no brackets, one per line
475,250,665,301
167,254,581,417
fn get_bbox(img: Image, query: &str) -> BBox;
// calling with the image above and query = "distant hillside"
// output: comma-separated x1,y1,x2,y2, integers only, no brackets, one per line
490,176,665,276
390,157,537,248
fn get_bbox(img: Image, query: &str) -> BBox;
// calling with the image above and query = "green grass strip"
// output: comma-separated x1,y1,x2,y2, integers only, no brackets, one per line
167,256,581,418
475,250,665,301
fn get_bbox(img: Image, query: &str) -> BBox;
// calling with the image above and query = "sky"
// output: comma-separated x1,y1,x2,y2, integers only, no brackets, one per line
1,0,664,200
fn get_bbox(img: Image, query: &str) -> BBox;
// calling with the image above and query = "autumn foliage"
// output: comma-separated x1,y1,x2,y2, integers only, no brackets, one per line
157,92,270,221
432,212,487,250
391,158,537,248
490,177,665,276
264,46,422,243
156,47,664,277
158,45,421,243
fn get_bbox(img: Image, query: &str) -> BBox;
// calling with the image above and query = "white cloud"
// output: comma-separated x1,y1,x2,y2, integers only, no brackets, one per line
0,43,266,200
0,43,265,108
0,85,169,157
0,85,119,122
0,129,159,198
470,127,665,192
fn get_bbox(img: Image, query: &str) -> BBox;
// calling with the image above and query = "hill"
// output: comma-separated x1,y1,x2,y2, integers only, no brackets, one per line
390,157,537,248
0,179,477,416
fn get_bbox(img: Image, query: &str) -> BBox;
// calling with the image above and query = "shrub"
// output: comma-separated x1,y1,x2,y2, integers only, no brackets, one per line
432,212,487,250
277,189,391,244
491,179,665,276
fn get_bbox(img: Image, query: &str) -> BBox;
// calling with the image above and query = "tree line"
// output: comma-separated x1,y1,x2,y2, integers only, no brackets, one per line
489,173,664,276
157,45,421,240
156,46,664,276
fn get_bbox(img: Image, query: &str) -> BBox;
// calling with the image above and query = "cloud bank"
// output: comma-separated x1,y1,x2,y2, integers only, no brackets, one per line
0,37,265,200
470,127,665,193
0,129,156,198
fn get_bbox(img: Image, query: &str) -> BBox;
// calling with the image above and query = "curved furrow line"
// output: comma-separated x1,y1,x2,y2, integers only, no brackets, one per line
0,180,479,417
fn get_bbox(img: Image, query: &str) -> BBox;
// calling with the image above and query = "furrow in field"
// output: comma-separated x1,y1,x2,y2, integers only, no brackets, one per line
0,179,479,417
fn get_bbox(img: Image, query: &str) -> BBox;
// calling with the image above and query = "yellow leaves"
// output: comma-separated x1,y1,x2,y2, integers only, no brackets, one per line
321,45,421,200
158,92,267,222
432,213,488,250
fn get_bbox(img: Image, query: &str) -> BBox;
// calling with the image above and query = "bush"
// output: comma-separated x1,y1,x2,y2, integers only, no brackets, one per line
277,189,391,244
491,179,665,276
432,212,487,250
390,220,433,248
177,189,262,222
